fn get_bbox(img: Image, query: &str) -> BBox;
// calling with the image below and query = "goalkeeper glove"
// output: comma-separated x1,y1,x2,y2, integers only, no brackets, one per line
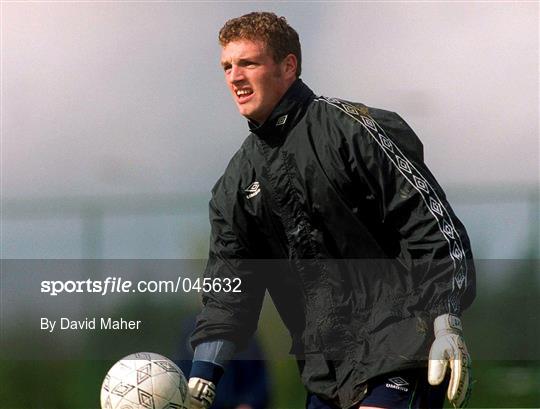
188,377,216,409
428,314,471,408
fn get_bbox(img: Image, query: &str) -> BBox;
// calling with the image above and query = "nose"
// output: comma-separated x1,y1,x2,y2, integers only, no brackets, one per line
229,65,245,83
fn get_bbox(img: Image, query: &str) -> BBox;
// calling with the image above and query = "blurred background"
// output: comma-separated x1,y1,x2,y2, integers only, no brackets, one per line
1,2,538,408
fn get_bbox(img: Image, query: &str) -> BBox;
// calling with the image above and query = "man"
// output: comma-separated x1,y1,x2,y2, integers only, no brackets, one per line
188,12,475,409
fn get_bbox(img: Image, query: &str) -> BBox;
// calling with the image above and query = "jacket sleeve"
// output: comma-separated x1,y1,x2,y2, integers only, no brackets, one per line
340,107,476,316
190,191,266,351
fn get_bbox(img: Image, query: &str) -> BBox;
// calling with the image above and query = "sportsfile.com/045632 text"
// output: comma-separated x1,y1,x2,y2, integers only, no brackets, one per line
40,277,242,296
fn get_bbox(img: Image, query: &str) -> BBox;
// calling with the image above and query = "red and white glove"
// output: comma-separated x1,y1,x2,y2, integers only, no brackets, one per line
188,377,216,409
428,314,472,408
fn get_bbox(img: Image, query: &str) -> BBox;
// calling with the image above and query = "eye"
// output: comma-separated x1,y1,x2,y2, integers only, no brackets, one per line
222,63,232,73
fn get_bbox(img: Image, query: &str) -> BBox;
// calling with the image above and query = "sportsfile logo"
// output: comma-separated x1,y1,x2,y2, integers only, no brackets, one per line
385,377,409,392
245,181,261,199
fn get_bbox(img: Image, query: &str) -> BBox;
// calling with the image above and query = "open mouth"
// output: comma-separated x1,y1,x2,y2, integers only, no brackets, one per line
235,88,254,104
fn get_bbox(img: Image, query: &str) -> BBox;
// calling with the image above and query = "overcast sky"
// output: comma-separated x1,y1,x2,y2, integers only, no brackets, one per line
2,2,538,199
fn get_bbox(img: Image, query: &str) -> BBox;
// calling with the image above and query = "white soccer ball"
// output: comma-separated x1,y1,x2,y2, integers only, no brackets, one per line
100,352,189,409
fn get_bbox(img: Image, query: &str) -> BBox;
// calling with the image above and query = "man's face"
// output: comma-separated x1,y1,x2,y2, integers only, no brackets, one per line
220,39,295,125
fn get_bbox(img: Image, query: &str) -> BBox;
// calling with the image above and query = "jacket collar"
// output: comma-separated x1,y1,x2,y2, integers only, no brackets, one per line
248,79,315,142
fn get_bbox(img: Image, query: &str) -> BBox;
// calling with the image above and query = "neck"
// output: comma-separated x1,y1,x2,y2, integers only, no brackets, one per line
249,78,298,125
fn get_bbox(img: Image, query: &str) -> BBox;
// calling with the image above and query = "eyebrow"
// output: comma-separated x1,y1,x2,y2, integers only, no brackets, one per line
220,57,259,68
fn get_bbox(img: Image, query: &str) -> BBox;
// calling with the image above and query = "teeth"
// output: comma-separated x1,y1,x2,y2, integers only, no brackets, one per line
236,89,252,96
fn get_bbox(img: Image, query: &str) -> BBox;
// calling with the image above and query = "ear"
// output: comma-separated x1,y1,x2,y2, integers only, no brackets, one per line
281,53,298,80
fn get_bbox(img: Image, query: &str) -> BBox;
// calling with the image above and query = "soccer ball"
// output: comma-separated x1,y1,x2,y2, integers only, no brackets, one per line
100,352,190,409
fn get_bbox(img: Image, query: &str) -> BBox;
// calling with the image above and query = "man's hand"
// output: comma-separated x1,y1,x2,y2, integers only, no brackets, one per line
428,314,471,408
188,377,216,409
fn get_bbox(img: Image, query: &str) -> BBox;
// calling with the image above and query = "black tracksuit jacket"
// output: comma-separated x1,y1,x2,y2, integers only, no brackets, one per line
191,79,475,408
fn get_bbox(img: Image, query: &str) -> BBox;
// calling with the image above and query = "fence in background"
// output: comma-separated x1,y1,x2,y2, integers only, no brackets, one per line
2,185,538,259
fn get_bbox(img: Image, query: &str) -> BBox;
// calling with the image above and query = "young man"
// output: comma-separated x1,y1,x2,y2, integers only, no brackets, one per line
187,12,475,409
